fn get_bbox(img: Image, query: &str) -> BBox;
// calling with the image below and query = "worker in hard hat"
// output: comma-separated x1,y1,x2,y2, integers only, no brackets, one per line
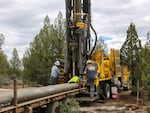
84,60,97,98
50,61,61,85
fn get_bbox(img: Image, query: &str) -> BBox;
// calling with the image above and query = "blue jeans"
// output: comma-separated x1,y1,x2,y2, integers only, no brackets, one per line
87,77,95,97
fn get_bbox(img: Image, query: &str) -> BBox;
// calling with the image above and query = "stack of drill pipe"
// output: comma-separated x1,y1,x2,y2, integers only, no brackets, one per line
0,83,79,107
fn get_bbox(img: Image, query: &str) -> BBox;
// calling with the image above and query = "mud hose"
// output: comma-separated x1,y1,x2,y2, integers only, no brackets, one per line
90,24,97,57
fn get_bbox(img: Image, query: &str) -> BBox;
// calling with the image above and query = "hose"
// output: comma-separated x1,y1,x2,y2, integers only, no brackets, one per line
90,24,97,57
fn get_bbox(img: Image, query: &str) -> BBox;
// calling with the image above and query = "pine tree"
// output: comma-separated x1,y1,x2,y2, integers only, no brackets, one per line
120,22,142,90
23,15,54,85
141,45,150,100
0,34,8,75
23,13,65,85
54,11,66,59
10,48,22,78
0,34,10,86
0,50,9,86
0,33,5,49
0,51,9,75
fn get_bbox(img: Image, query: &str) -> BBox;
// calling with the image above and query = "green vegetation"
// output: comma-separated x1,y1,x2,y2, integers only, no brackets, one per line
120,22,150,100
59,99,80,113
141,45,150,100
0,34,10,87
120,22,142,94
0,12,65,87
0,36,22,87
23,12,65,85
0,50,10,87
9,48,22,78
0,33,5,49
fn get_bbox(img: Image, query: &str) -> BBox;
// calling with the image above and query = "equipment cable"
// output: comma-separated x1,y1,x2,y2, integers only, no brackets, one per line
90,24,97,56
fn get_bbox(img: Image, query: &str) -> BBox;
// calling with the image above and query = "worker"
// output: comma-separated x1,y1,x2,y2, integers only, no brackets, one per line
50,61,61,85
84,60,97,98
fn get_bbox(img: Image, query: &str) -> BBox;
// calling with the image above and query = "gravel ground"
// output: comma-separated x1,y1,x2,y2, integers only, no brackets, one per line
79,91,150,113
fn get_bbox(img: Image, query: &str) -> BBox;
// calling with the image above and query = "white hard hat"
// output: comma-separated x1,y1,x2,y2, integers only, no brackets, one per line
54,61,60,66
86,60,92,64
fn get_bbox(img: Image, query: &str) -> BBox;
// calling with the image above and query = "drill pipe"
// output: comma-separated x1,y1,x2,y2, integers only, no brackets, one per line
0,83,79,107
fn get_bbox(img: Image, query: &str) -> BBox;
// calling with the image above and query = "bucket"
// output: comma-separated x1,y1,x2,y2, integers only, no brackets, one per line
111,86,119,100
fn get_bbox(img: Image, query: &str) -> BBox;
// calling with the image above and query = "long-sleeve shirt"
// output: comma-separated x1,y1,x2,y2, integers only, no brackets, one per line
51,65,61,78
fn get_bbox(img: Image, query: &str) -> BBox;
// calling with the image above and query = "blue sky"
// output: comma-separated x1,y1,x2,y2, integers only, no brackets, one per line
100,36,113,41
0,0,149,59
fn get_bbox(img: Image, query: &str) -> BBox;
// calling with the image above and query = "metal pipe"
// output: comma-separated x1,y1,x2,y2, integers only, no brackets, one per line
0,83,79,107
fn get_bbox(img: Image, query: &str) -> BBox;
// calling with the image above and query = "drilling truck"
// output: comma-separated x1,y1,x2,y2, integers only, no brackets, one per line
64,0,130,100
0,0,130,113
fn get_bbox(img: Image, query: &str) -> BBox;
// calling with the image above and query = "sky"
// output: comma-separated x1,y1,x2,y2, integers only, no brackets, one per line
0,0,150,60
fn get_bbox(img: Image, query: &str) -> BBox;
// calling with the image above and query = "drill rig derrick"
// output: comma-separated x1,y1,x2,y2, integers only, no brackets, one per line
65,0,91,76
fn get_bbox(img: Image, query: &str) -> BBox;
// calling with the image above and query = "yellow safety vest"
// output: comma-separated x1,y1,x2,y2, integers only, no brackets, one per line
68,76,80,83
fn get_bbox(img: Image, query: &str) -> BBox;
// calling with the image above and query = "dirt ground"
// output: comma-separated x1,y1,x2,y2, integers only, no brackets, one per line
80,91,150,113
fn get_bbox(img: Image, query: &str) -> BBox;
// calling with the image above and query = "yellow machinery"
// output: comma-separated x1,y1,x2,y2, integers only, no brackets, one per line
65,0,131,99
91,48,131,99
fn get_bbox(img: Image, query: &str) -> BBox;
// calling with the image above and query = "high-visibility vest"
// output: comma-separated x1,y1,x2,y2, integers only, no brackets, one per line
68,76,80,83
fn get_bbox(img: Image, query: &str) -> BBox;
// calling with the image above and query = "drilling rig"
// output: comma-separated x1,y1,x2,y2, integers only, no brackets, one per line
0,0,131,112
65,0,97,76
64,0,130,100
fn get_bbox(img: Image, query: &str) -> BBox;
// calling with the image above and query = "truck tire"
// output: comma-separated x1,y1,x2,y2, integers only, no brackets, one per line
96,85,101,99
123,82,131,91
103,83,111,100
63,98,71,105
46,101,60,113
123,86,128,91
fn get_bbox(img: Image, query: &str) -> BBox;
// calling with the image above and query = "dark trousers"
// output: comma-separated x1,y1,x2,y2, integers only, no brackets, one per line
87,77,95,97
51,76,57,85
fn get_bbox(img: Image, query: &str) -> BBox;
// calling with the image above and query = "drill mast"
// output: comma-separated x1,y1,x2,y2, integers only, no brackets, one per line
65,0,91,76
